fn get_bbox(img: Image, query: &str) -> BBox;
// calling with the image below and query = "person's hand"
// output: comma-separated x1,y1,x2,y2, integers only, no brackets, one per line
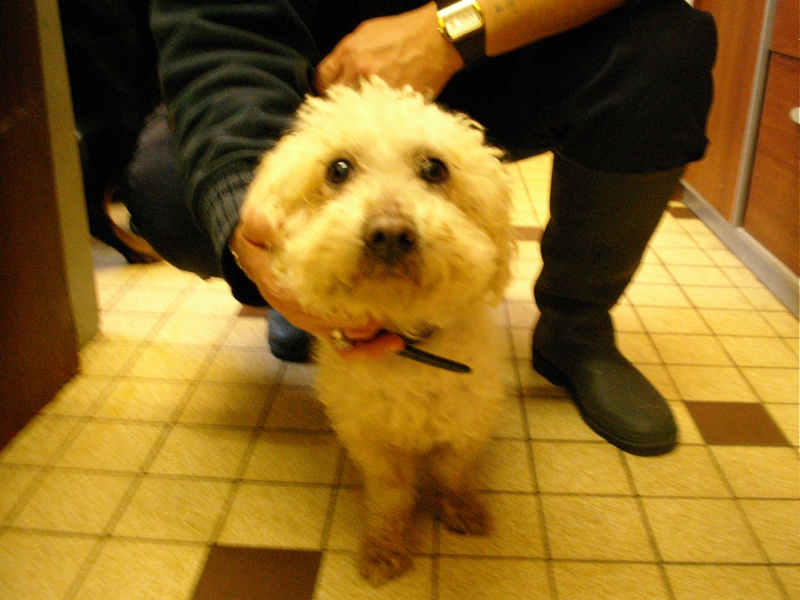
229,207,405,360
315,2,463,95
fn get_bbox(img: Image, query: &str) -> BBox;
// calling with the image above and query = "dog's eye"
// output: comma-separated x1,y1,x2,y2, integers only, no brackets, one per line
418,157,449,184
326,159,353,185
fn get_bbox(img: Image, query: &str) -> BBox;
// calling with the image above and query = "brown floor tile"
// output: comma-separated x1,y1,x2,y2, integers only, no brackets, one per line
192,546,321,600
685,401,790,446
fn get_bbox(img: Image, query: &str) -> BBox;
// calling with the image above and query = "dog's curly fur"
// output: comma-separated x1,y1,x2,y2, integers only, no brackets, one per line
243,78,515,585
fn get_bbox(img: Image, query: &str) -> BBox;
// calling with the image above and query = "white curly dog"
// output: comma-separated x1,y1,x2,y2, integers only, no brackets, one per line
242,78,515,585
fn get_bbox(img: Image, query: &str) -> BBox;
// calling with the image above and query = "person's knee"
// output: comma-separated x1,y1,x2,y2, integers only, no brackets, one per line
565,2,717,172
126,107,222,278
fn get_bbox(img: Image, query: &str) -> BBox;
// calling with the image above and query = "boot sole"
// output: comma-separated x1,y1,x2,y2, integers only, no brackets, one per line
532,349,675,457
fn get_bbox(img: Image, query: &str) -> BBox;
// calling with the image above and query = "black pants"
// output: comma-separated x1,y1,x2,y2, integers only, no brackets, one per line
126,0,716,279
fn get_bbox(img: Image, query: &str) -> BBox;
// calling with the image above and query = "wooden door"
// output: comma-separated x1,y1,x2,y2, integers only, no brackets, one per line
683,0,769,220
0,0,80,448
742,0,799,275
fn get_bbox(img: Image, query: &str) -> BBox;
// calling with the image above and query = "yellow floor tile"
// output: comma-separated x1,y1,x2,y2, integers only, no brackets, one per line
636,306,711,334
667,365,758,402
221,317,268,348
178,382,270,427
152,313,231,345
132,262,198,287
742,287,790,311
740,499,800,564
41,376,110,417
525,397,604,443
438,557,551,600
174,288,243,316
477,439,536,493
626,283,692,308
699,308,779,337
114,478,231,542
639,364,681,400
625,445,730,497
203,347,282,385
741,367,799,403
97,312,162,343
11,470,132,534
665,565,785,600
148,425,252,478
552,562,670,600
541,495,654,561
56,421,164,472
532,442,631,495
681,285,755,310
774,566,800,599
110,286,185,313
711,447,799,499
73,539,207,600
618,331,662,364
653,247,716,267
0,466,38,522
611,304,645,332
666,264,734,287
244,432,342,484
78,340,141,377
643,498,763,563
718,336,798,368
0,416,79,466
218,483,330,548
761,310,800,337
650,333,732,366
128,344,212,381
94,380,190,421
0,531,96,600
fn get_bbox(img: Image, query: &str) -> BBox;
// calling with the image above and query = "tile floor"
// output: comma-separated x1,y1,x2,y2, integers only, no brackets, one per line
0,154,798,599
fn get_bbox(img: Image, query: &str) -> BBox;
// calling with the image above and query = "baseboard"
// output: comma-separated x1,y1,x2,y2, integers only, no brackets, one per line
680,182,799,318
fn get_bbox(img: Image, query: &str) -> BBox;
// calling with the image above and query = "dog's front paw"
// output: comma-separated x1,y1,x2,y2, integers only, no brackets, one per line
440,492,491,536
358,534,413,586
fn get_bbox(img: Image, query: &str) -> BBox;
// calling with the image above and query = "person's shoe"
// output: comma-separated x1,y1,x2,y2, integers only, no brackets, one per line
532,318,677,456
267,310,313,363
532,153,685,456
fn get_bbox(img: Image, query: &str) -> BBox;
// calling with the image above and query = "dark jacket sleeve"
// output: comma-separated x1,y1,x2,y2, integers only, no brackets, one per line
149,0,320,303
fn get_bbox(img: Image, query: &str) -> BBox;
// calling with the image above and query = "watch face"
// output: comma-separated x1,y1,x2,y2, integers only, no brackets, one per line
441,3,484,40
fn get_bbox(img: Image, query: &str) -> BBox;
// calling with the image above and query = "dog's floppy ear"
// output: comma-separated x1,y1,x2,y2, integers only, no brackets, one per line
243,125,327,226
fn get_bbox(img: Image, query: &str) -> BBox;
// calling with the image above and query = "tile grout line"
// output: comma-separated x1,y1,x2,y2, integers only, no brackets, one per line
619,448,677,600
59,280,228,600
60,373,203,600
203,360,287,549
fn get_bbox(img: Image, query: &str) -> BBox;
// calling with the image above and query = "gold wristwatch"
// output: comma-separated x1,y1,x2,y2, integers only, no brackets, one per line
436,0,486,68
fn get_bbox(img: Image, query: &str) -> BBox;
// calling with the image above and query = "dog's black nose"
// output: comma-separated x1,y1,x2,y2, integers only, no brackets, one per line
362,214,418,264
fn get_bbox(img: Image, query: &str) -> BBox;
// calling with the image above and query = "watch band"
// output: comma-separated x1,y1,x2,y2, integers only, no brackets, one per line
435,0,487,68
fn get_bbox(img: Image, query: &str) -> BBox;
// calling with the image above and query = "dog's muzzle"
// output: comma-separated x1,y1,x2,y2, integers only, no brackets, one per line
362,212,418,266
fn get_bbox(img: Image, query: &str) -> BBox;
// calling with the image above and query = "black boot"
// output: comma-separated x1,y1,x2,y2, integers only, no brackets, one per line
267,310,313,363
533,153,684,456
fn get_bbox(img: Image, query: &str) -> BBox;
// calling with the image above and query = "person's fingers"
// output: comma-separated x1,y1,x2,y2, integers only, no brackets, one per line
315,52,343,93
239,203,277,248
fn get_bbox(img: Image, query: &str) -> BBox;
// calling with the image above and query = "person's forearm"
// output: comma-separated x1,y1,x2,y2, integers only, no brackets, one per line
478,0,626,56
